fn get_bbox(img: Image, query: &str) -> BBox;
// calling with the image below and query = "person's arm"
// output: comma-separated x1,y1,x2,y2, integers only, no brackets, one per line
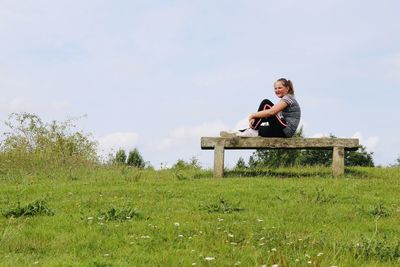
249,100,288,121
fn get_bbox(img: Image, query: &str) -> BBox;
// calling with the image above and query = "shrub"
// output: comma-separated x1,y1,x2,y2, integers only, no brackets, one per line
127,148,145,168
3,200,54,218
0,112,98,175
115,149,127,164
171,156,201,170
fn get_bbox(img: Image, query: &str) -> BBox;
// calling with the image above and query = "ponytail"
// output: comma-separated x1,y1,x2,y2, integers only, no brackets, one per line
277,78,295,95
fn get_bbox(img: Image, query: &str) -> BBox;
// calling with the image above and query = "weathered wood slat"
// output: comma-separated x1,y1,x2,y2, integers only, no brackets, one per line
201,137,359,150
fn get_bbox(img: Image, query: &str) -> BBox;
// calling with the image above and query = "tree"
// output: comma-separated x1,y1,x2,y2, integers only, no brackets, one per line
246,128,375,168
171,156,201,170
345,146,374,167
393,155,400,167
127,148,145,168
115,149,127,165
235,157,247,169
248,127,303,168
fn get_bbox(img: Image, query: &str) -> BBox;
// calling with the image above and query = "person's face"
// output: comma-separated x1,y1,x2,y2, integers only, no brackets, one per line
274,81,289,98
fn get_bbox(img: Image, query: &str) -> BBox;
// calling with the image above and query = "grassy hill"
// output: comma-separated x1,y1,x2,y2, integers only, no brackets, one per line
1,166,400,266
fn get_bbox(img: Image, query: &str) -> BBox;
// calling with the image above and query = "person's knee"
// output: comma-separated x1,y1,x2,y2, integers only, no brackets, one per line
260,99,273,109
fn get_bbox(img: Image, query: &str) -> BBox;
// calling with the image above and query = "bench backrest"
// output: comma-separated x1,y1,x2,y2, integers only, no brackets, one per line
201,137,359,150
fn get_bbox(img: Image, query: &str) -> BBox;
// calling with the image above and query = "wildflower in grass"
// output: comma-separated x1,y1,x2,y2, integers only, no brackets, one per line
230,242,238,245
141,235,150,239
305,254,310,258
272,264,279,267
307,261,312,264
204,256,215,261
295,259,299,262
234,261,241,266
34,261,39,265
228,233,234,238
218,218,224,222
174,222,180,227
178,234,184,238
87,217,93,220
103,254,110,257
257,219,263,222
271,248,277,252
317,252,323,257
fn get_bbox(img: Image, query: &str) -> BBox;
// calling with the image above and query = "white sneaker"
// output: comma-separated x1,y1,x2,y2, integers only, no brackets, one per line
236,128,258,137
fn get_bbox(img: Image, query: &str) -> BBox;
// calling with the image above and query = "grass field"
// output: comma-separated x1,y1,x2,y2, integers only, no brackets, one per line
1,166,400,266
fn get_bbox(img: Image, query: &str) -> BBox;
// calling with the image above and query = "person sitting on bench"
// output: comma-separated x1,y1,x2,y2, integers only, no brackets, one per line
222,78,301,138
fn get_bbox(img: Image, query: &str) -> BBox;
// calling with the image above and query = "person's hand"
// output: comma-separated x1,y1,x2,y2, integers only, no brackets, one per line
249,118,255,127
249,113,256,127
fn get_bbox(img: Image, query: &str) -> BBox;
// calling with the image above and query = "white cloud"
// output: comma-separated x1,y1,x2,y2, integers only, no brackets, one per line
97,132,139,155
352,132,379,152
155,122,228,150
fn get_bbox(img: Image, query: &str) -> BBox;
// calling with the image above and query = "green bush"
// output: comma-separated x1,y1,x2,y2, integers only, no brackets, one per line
115,149,127,164
0,112,98,176
127,148,145,168
171,156,201,170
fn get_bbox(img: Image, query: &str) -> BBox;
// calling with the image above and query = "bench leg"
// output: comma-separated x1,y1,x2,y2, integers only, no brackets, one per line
332,146,344,176
214,144,225,178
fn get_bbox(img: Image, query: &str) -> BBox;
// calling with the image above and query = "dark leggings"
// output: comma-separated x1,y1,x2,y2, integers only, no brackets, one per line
250,99,287,137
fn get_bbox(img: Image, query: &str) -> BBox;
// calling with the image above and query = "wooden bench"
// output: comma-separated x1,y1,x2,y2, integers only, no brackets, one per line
201,137,359,177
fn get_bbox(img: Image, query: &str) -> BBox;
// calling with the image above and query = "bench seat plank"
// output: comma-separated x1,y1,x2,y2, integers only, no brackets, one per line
201,137,359,150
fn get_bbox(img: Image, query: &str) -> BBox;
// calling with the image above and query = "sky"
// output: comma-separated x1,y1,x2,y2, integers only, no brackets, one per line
1,0,399,168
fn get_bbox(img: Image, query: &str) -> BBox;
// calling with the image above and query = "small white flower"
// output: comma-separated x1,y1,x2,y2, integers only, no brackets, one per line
174,222,180,227
261,265,267,267
317,252,324,257
87,217,93,220
228,233,234,238
192,263,197,266
230,242,238,245
141,235,150,239
33,262,39,265
295,259,299,262
272,264,279,267
305,254,311,258
178,234,184,238
257,219,263,222
307,261,312,264
234,261,241,266
271,248,277,252
104,254,110,257
218,218,224,222
204,256,215,261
